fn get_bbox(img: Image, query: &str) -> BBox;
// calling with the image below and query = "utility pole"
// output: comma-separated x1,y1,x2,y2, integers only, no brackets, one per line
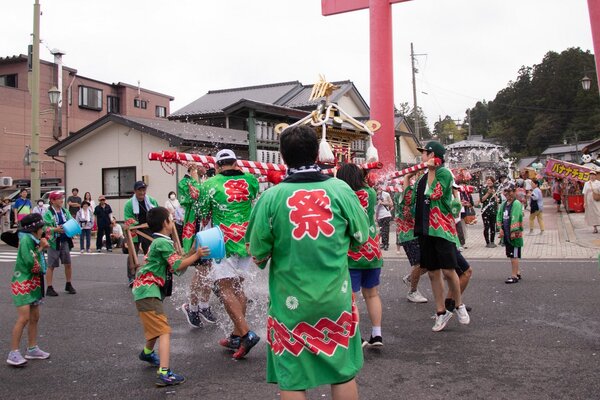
410,43,427,142
411,43,419,142
468,109,472,139
30,0,41,201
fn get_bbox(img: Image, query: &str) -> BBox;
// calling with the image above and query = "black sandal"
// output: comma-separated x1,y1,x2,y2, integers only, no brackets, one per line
517,274,522,280
505,277,519,284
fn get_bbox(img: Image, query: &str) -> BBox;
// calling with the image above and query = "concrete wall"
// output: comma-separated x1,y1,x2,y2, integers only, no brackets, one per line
64,123,178,221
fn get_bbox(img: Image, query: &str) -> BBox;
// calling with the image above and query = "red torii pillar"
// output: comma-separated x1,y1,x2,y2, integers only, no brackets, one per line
587,0,600,92
323,0,600,168
322,0,411,169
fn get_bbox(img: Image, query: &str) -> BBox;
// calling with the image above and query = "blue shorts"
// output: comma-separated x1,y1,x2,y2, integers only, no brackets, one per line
349,268,381,292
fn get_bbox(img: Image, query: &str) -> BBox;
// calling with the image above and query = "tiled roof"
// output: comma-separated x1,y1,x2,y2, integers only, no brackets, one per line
170,81,303,117
46,114,247,156
541,141,595,155
280,81,353,108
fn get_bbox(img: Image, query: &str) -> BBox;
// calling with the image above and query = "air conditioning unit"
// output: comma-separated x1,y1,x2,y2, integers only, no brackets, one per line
0,177,13,187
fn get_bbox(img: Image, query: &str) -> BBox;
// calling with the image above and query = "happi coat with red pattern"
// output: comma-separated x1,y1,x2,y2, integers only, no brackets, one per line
199,170,259,257
11,233,45,306
246,175,370,390
347,186,383,269
131,236,182,301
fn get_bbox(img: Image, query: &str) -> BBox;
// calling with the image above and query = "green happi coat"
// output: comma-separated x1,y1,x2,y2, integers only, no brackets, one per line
124,196,159,244
200,171,259,257
413,167,460,246
396,183,416,243
178,174,203,253
496,200,524,247
132,235,183,301
43,207,72,250
11,233,45,306
348,186,382,269
246,175,370,391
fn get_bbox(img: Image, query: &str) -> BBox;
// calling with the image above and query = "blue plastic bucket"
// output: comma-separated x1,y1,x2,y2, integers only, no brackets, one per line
62,218,82,238
195,226,225,260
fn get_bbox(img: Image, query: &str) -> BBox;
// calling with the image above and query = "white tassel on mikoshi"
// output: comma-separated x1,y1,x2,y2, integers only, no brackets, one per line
318,125,335,163
365,135,379,163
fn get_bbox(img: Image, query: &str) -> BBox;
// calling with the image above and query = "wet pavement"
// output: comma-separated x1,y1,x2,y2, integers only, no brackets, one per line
0,246,599,399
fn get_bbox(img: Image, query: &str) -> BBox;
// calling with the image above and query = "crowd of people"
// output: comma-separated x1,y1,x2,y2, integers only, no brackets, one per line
3,126,600,398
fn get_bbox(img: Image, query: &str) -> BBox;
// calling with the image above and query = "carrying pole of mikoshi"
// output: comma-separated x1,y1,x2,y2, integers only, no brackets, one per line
386,158,443,179
148,151,383,175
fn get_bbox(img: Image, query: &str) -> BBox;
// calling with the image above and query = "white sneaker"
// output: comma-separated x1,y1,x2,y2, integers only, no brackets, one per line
432,311,453,332
7,350,27,366
402,274,411,288
456,304,470,325
407,290,428,303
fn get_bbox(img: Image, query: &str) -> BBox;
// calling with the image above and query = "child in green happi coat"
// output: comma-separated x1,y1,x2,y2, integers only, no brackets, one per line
7,214,51,367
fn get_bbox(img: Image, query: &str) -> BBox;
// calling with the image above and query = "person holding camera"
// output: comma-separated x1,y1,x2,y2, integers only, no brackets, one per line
375,187,393,251
76,201,94,253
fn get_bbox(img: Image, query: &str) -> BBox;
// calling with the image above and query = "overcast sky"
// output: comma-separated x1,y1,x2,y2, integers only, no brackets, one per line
2,0,595,131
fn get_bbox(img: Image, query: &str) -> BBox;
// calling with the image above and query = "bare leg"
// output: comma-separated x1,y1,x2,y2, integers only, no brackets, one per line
158,334,170,370
27,305,40,348
46,267,54,287
511,258,520,277
64,264,72,283
280,391,307,400
217,278,249,336
331,378,359,400
442,269,462,306
145,337,157,351
11,305,30,350
410,266,427,292
428,269,445,313
361,287,382,328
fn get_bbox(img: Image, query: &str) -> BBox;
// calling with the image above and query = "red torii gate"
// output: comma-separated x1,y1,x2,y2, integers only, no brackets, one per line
322,0,600,168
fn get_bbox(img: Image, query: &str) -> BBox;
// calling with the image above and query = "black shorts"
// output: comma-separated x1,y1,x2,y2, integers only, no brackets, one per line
455,248,471,276
504,237,522,258
401,239,421,266
418,235,458,271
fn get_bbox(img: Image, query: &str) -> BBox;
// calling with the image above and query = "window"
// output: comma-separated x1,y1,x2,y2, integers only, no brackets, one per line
102,167,136,198
107,96,120,114
155,105,167,118
78,86,103,110
0,74,17,88
134,99,147,109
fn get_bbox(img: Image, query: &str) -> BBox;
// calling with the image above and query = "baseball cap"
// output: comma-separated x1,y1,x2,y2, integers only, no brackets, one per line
134,181,147,190
416,141,446,158
215,149,237,163
48,191,64,201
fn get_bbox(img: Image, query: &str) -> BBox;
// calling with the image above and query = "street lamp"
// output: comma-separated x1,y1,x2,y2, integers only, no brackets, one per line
48,86,60,105
582,75,592,91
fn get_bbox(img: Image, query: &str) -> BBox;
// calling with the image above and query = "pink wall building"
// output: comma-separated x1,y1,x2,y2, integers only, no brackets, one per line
0,54,173,186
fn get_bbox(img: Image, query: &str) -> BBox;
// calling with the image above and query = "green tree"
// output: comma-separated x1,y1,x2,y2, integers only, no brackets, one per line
465,101,490,137
396,102,432,139
470,48,600,155
433,115,465,144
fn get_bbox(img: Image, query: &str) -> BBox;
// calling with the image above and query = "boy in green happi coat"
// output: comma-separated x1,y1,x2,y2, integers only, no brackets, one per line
496,182,524,284
246,125,370,400
413,141,470,332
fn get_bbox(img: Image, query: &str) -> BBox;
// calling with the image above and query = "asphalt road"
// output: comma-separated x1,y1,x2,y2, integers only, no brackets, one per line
0,252,599,400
